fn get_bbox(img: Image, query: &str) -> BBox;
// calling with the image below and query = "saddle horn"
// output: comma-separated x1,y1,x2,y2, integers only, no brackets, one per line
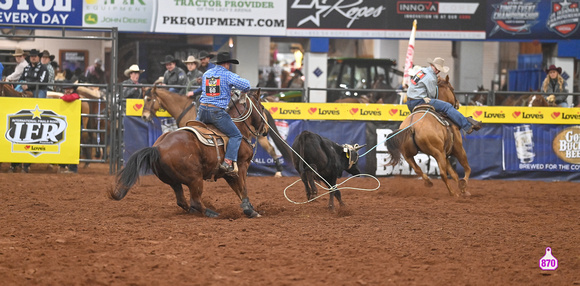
354,144,366,151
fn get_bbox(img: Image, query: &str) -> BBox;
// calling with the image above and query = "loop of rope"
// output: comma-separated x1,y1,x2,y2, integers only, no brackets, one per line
283,174,381,204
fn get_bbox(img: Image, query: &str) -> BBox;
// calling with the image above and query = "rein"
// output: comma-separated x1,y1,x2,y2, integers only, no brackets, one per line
231,94,265,138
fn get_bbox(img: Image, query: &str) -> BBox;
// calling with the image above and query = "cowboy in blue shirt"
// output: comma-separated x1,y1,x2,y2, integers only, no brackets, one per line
406,57,481,134
197,52,251,174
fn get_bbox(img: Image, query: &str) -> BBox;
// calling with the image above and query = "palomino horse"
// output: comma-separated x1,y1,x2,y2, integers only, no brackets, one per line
111,91,267,218
141,85,292,177
386,76,472,197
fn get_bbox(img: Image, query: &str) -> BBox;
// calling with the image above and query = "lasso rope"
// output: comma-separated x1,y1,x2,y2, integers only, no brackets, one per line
250,88,437,204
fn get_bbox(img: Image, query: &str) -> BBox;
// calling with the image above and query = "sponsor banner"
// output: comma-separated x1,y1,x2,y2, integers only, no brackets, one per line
125,98,171,117
264,102,580,124
83,0,155,31
154,0,286,36
263,102,410,121
487,0,580,40
287,0,388,38
0,0,82,26
287,0,485,39
1,98,81,164
389,0,486,37
503,124,580,172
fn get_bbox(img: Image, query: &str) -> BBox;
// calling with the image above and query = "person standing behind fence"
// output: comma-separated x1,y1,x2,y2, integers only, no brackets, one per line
184,55,203,97
85,58,105,84
6,48,29,82
122,64,144,99
160,55,187,94
542,65,569,107
41,50,55,91
197,51,215,74
59,80,81,174
19,49,49,98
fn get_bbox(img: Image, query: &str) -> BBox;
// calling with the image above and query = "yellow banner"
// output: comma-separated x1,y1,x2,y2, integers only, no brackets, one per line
0,98,81,164
263,102,580,124
126,98,171,117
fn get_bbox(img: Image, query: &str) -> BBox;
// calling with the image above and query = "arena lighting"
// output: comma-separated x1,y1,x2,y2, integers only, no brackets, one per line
229,37,234,48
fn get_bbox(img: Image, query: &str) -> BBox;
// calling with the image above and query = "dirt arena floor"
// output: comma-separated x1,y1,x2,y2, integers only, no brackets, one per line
0,163,579,285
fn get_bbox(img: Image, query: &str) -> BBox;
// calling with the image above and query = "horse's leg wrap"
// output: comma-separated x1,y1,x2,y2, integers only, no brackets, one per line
204,208,219,218
240,198,259,218
274,157,283,172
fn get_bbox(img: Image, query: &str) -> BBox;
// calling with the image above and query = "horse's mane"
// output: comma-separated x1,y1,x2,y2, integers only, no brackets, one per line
437,77,454,91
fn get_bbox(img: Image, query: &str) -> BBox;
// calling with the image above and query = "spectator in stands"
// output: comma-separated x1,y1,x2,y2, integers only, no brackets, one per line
542,64,569,107
0,62,4,79
6,48,29,82
183,55,203,98
122,64,144,99
59,80,81,174
20,49,49,98
160,55,187,94
197,51,215,74
85,58,105,84
265,71,278,88
41,50,55,91
287,69,304,88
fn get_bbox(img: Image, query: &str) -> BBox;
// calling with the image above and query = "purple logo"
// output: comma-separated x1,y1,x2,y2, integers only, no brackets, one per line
539,247,558,271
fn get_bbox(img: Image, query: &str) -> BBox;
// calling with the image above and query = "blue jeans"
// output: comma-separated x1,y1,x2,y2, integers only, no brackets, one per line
407,98,470,132
35,89,47,98
196,105,242,162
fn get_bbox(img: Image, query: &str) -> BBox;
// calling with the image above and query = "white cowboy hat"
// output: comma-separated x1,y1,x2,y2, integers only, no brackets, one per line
183,55,200,65
124,64,144,77
427,57,450,73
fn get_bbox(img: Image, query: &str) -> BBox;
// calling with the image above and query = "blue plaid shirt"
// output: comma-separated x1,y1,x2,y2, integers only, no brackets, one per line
200,65,251,109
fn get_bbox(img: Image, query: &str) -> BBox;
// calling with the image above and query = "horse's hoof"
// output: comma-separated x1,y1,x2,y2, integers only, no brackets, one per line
245,210,261,218
462,191,472,197
274,172,282,178
458,179,467,191
204,208,219,218
424,180,433,188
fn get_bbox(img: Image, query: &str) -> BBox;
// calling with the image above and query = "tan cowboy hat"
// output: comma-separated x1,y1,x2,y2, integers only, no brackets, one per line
124,64,144,77
12,48,27,57
427,57,450,73
183,55,200,65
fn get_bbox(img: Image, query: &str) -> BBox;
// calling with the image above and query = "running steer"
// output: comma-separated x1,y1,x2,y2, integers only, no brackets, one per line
291,131,365,209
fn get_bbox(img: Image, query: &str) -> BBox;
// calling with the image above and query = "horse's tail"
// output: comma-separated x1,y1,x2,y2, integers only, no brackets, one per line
110,147,161,200
385,128,413,166
265,110,293,162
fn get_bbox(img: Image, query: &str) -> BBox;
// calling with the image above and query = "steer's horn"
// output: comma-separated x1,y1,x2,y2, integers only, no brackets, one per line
354,144,366,151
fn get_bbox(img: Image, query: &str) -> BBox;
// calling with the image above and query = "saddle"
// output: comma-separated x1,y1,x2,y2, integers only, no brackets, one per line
178,120,228,147
411,104,451,127
410,104,454,156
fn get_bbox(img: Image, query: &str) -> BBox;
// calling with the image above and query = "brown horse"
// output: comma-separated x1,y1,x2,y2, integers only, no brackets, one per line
0,82,33,97
111,91,267,218
141,85,292,177
525,94,557,107
386,76,471,197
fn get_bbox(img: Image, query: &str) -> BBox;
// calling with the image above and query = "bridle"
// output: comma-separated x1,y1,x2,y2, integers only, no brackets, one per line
142,88,160,118
231,94,267,138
